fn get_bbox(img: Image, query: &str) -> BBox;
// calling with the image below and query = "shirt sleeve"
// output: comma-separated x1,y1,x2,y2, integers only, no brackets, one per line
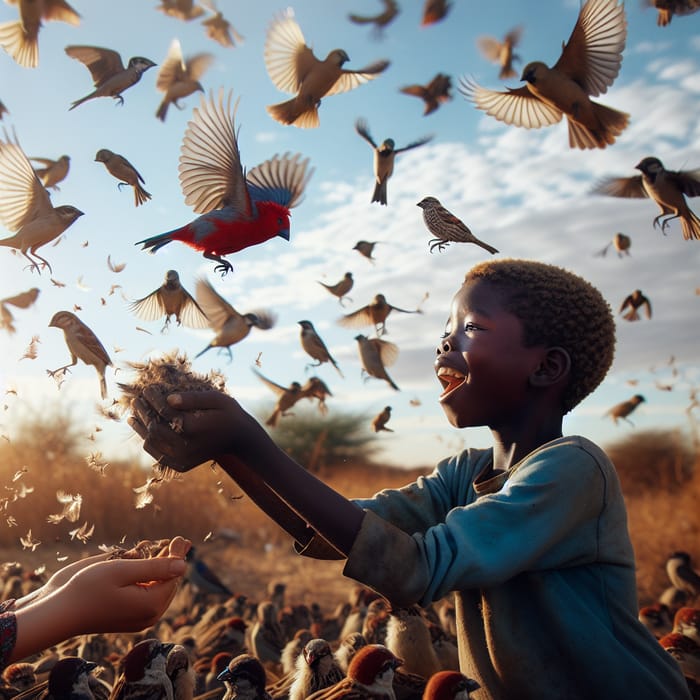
0,600,17,672
344,442,610,607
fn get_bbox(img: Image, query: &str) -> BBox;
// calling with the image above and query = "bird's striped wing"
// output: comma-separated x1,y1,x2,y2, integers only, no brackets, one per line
179,88,251,215
264,9,312,94
64,45,125,86
246,152,313,209
458,77,562,128
187,52,215,81
179,291,211,329
395,134,434,154
592,175,647,198
252,368,290,397
156,38,187,91
129,290,166,321
554,0,626,97
194,277,239,330
337,305,373,329
42,1,81,26
325,59,390,97
476,36,503,62
0,131,53,231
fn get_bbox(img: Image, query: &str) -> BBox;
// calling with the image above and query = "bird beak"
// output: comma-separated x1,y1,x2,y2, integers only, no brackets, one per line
277,228,290,241
217,669,231,682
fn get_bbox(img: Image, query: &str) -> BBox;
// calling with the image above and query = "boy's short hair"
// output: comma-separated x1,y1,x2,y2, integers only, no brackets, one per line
465,258,615,413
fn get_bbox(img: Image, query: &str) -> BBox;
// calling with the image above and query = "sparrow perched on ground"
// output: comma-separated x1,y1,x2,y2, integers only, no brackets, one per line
282,631,315,676
129,269,209,332
353,241,380,263
0,132,83,273
334,634,368,675
354,335,399,391
348,0,400,38
264,9,390,128
477,25,523,80
157,0,205,21
111,639,175,700
299,320,344,377
155,39,213,121
385,607,441,679
42,656,99,700
422,671,481,700
460,0,629,149
594,232,631,257
136,89,313,275
667,552,700,599
200,0,243,48
638,603,673,639
253,369,305,427
250,602,286,665
48,311,112,400
166,645,195,700
338,293,422,337
399,73,452,116
218,654,271,700
95,149,151,207
185,545,233,597
657,632,700,684
646,0,700,25
371,407,393,433
65,46,156,109
619,289,652,321
417,197,498,254
194,277,276,360
0,287,39,334
0,0,80,68
603,394,645,426
285,639,345,700
318,273,354,306
306,644,402,700
31,155,70,191
593,157,700,240
673,607,700,644
355,120,433,206
421,0,452,26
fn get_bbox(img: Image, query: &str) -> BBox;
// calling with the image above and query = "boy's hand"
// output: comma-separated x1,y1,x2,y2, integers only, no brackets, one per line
128,389,259,471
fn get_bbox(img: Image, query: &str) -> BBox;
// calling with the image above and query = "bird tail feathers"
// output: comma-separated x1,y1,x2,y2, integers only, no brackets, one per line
372,180,388,206
266,99,319,129
681,209,700,241
567,103,629,149
134,184,152,207
136,230,176,253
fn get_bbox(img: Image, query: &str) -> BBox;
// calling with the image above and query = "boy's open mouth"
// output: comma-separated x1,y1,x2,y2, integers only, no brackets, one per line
437,367,466,397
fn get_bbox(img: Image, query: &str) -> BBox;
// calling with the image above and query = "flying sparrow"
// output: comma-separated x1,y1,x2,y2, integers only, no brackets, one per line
194,277,276,360
476,25,523,80
0,287,39,334
136,89,313,276
129,269,209,332
354,334,399,391
594,232,631,258
645,0,700,26
252,369,305,427
421,0,452,26
157,0,205,21
264,9,390,128
593,157,700,240
155,39,213,121
298,320,344,377
371,406,393,433
0,132,83,273
318,272,354,306
416,197,498,254
353,240,380,263
603,394,645,426
338,293,422,337
347,0,400,38
301,376,333,416
47,311,112,400
619,289,652,321
0,0,80,68
31,155,70,191
460,0,629,149
65,46,156,109
200,0,244,48
355,119,433,206
399,73,452,116
95,149,151,207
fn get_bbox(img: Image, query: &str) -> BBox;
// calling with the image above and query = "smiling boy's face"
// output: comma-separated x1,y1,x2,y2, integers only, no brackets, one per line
434,278,547,430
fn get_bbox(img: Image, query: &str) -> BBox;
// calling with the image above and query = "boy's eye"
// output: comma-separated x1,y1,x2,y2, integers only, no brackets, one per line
464,322,482,333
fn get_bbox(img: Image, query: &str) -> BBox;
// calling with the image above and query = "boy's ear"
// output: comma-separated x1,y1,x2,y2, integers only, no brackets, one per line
529,347,571,387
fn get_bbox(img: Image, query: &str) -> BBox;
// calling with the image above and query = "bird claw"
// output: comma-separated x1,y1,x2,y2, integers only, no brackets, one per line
213,261,234,277
429,239,448,253
114,95,125,106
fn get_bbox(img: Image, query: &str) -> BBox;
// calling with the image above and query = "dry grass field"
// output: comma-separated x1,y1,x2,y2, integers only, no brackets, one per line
1,412,699,612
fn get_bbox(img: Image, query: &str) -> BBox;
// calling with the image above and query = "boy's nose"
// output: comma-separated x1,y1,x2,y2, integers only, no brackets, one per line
437,338,451,354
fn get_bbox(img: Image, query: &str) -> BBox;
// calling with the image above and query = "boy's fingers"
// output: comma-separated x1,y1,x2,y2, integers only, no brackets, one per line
143,386,178,420
111,557,186,584
167,390,228,411
128,415,147,440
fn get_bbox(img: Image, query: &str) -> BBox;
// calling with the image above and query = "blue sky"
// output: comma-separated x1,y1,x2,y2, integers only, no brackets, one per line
1,1,699,470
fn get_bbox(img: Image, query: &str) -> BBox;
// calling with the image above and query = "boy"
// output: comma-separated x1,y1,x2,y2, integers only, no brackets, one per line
130,259,691,699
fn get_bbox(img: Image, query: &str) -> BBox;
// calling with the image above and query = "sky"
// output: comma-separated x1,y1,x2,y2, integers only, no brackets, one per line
0,0,699,472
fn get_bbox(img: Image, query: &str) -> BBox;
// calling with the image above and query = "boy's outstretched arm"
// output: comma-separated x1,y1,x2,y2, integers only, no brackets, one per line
129,389,366,557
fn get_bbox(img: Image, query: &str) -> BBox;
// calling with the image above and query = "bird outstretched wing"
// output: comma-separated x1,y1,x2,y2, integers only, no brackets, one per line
64,45,125,85
246,152,314,209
